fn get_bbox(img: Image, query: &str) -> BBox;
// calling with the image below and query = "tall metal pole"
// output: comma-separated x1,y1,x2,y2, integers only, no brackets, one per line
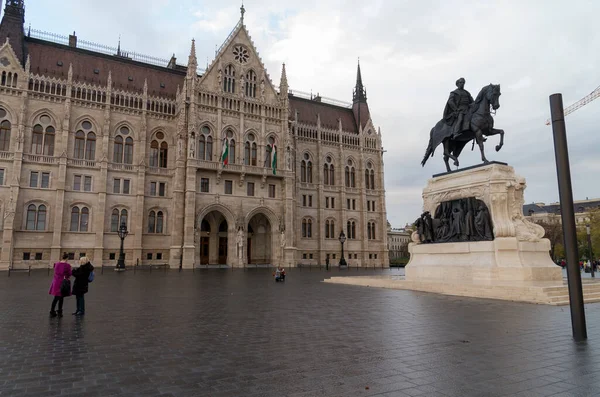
587,225,594,278
549,93,587,341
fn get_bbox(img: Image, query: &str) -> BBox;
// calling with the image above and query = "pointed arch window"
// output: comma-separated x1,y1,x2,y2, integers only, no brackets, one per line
149,131,168,168
244,133,257,166
345,160,356,188
0,108,11,151
346,220,356,239
113,126,133,164
31,115,55,156
245,70,257,97
111,208,128,232
26,203,46,231
265,136,276,168
323,156,335,185
302,218,313,238
325,220,335,239
224,129,236,164
301,153,312,183
74,121,96,160
365,162,375,190
70,206,90,232
223,64,236,94
148,210,165,234
198,126,213,161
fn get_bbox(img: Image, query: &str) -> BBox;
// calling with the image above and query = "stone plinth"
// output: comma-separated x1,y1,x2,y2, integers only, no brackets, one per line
406,163,562,283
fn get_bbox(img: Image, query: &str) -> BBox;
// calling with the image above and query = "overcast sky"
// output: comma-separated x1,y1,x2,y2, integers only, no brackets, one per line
21,0,600,227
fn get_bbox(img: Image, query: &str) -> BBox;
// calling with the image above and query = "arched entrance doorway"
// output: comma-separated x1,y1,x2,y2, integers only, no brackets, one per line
196,211,228,265
247,213,272,265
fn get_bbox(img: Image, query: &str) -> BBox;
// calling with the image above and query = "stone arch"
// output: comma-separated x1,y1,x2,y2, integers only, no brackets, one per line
221,124,239,139
196,203,236,230
113,120,137,140
243,128,259,141
29,108,59,128
72,114,101,134
245,205,279,228
0,100,17,122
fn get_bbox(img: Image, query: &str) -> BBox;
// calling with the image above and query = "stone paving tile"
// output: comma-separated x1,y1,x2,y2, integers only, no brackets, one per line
1,268,600,397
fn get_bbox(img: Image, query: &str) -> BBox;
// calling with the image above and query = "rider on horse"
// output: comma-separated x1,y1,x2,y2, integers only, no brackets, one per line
443,77,474,138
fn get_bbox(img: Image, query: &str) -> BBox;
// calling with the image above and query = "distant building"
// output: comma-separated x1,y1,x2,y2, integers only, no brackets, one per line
523,198,600,226
387,221,411,260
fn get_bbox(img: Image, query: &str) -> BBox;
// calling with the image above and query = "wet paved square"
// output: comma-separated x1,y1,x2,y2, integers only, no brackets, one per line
1,268,600,397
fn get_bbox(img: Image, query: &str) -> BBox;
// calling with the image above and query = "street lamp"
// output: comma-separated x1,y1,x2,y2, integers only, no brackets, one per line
116,221,129,271
586,224,594,278
338,230,347,268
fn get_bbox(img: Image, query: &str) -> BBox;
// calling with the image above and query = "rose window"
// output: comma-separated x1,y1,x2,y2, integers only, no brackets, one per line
233,46,249,64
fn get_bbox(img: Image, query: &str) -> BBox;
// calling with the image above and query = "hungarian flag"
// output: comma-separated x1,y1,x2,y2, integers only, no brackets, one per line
221,137,229,166
271,144,277,175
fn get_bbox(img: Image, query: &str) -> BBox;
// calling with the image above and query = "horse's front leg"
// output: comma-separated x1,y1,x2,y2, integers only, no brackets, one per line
475,129,489,163
492,128,504,152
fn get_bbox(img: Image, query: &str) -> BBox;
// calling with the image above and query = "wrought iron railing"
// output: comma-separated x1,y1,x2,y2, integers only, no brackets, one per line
27,28,205,75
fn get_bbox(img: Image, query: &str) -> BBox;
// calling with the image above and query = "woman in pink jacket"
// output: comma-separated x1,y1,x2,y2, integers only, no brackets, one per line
49,253,72,317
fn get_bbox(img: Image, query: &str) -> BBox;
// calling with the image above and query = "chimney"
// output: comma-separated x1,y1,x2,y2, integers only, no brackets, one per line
68,31,77,48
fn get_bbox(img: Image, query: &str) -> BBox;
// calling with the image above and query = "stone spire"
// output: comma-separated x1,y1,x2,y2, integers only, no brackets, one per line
352,59,370,131
240,2,246,23
187,39,197,77
352,59,367,104
0,0,26,64
279,63,288,96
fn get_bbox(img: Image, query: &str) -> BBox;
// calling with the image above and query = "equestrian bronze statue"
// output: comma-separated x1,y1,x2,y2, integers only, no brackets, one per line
421,78,504,172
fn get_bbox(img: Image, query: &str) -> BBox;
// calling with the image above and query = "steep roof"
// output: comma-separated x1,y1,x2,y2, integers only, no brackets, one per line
25,38,186,98
289,95,358,133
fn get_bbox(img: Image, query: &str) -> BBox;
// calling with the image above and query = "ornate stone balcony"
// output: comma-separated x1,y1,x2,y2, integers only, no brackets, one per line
0,151,14,161
67,158,98,168
23,153,58,164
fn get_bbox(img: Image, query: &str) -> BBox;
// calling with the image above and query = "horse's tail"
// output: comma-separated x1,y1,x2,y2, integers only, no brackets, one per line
421,128,435,167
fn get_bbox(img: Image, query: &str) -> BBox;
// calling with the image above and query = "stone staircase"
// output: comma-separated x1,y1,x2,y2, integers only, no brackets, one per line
539,280,600,305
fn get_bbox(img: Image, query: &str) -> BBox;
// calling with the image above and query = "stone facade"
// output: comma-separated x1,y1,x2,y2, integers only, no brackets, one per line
524,198,600,226
0,2,389,269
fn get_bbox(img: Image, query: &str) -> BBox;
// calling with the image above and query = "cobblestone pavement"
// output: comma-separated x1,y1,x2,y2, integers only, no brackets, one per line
1,267,600,397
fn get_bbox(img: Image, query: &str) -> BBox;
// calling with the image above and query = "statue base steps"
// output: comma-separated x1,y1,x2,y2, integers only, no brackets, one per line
323,276,600,305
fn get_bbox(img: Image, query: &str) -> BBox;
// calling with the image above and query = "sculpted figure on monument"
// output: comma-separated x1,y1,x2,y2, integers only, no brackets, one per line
474,202,494,240
421,79,505,172
443,78,474,136
417,198,494,244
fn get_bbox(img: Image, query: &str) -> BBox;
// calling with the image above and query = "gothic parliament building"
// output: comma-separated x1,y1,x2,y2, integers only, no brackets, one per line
0,1,389,269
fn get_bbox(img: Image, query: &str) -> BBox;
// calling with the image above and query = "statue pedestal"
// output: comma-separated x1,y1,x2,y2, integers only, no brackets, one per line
325,163,582,305
406,162,562,282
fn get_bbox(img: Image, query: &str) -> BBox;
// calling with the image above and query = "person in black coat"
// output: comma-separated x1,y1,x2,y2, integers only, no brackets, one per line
71,256,94,316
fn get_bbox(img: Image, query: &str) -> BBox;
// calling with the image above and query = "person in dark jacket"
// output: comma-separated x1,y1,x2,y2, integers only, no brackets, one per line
71,256,94,316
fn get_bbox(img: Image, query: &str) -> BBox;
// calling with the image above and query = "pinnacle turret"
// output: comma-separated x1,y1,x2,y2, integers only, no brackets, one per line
279,63,288,96
353,59,367,103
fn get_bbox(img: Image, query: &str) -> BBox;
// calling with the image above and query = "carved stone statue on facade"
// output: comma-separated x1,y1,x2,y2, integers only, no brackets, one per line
236,227,244,260
280,231,286,248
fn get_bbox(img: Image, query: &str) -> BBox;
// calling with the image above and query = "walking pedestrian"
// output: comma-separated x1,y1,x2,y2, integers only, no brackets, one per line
49,253,72,318
71,256,94,316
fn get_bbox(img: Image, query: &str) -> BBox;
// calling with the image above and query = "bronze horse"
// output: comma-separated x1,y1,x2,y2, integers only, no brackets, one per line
421,84,504,172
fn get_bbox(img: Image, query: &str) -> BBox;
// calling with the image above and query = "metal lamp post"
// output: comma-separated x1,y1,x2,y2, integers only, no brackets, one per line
587,224,594,278
116,221,129,271
338,230,347,268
